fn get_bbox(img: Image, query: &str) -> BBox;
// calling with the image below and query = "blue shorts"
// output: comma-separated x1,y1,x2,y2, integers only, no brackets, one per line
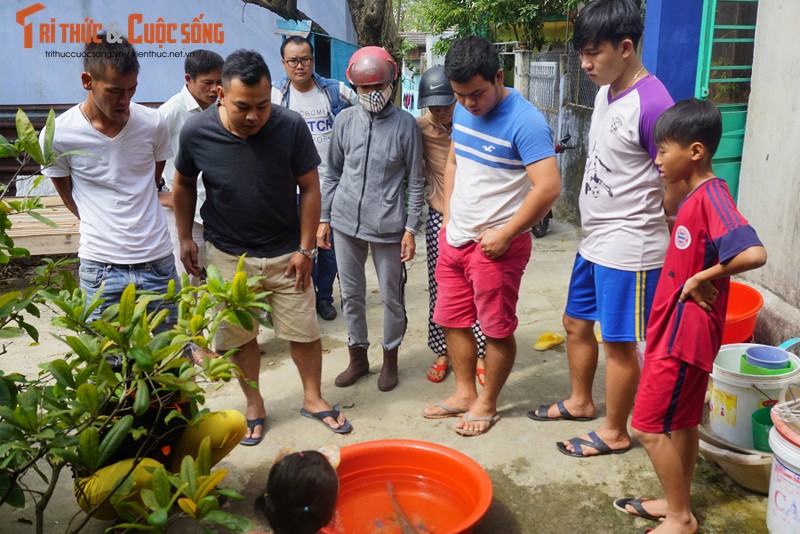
564,253,660,342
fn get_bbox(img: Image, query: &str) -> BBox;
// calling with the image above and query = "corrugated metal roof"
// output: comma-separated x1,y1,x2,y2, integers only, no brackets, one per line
399,32,428,46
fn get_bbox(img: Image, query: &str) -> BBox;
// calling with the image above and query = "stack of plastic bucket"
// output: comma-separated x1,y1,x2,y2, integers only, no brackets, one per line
767,356,800,534
709,343,799,450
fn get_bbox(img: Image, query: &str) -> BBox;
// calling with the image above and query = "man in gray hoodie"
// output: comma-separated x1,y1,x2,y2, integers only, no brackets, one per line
317,46,424,392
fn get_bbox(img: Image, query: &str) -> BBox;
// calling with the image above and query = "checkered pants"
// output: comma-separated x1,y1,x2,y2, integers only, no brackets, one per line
426,209,487,357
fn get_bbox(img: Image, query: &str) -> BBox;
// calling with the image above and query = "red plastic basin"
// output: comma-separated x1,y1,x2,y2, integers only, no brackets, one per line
334,439,492,534
722,281,764,345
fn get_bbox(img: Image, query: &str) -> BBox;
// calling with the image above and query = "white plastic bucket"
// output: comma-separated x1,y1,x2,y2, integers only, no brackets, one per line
709,344,800,450
767,427,800,533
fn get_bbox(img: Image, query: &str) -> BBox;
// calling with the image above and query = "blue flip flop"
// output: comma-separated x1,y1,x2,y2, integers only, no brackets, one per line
300,407,353,434
240,417,266,446
528,400,595,422
612,498,666,522
556,431,631,457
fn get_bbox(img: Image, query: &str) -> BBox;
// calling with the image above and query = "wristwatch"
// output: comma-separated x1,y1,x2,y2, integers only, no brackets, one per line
297,246,318,260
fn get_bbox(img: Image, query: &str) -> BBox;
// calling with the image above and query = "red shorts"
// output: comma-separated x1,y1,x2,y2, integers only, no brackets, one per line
632,355,710,433
432,229,531,339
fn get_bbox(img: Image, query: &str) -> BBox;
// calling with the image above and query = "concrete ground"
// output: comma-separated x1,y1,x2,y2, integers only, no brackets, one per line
1,220,768,533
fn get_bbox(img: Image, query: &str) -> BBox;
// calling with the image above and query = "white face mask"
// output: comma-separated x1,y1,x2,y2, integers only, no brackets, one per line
358,84,393,113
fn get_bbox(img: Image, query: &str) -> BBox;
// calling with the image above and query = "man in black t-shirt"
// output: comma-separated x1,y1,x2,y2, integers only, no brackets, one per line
173,50,352,445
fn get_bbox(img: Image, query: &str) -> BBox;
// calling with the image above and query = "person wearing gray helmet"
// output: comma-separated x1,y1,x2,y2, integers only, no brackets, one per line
416,65,488,387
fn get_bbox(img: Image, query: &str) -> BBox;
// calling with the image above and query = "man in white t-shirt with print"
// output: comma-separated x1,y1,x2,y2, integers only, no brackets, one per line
43,34,177,324
528,0,687,464
272,36,357,322
159,50,223,286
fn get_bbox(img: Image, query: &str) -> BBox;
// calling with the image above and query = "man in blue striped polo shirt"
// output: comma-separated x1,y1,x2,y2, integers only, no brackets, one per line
422,35,561,436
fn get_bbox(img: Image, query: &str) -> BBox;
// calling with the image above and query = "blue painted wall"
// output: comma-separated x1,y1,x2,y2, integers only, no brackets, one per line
329,37,358,82
642,0,704,101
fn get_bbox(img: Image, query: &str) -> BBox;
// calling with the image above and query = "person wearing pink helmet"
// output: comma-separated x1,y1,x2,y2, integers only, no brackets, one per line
317,46,425,392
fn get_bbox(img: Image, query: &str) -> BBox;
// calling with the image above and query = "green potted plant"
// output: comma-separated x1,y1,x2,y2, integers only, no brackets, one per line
0,110,266,533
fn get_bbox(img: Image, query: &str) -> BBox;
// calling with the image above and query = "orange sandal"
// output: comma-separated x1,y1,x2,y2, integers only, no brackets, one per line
476,358,487,386
476,368,486,386
427,360,448,383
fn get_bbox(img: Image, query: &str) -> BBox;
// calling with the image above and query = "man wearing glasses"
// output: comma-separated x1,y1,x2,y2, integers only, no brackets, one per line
272,36,358,322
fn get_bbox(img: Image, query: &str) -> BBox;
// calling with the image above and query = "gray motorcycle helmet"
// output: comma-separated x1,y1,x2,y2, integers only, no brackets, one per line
417,65,456,108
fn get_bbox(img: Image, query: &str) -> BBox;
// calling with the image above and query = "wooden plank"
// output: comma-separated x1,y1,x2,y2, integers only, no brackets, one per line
5,196,79,255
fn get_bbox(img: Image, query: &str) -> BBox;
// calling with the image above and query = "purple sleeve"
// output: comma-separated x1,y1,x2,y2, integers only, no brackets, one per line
637,77,675,161
705,179,763,264
715,225,763,265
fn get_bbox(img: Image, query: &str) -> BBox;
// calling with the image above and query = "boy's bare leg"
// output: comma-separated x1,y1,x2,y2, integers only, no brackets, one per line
561,340,637,454
635,427,699,533
455,334,515,434
537,314,598,419
423,327,478,416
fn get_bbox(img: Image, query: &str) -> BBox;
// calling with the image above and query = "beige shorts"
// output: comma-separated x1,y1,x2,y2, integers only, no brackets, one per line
205,242,320,349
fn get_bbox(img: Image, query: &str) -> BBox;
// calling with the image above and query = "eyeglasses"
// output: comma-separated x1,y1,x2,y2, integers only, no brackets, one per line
285,57,313,68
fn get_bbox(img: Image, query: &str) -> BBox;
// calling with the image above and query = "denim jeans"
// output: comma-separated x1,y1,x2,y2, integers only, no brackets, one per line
312,241,338,304
79,255,179,329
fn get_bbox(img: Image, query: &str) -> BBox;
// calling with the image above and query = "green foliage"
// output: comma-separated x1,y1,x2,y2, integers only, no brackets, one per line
401,0,578,55
1,269,263,533
0,110,259,533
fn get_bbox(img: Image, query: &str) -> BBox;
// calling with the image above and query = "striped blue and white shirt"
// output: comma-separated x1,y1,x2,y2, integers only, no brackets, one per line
447,89,554,247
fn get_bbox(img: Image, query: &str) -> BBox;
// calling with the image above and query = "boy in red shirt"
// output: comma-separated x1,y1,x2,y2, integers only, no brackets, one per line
617,98,766,532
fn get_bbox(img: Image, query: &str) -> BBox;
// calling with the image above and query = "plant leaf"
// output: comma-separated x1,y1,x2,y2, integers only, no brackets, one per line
79,426,100,473
0,471,26,508
64,336,93,361
48,359,75,388
43,109,56,162
89,321,125,348
132,379,150,416
130,347,154,373
12,406,37,432
0,377,18,409
194,435,211,476
140,488,159,512
0,328,23,339
0,291,22,312
203,510,255,532
179,454,198,498
195,469,227,503
151,464,172,507
177,497,197,518
147,507,168,527
26,211,57,228
195,495,219,517
75,383,101,416
97,414,133,468
118,283,136,327
233,309,253,331
0,139,18,159
15,109,44,165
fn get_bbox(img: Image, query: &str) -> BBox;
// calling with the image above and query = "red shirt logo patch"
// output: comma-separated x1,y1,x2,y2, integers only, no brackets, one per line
674,225,691,250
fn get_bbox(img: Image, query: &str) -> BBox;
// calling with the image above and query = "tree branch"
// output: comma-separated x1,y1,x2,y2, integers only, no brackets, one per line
241,0,328,35
347,0,389,46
